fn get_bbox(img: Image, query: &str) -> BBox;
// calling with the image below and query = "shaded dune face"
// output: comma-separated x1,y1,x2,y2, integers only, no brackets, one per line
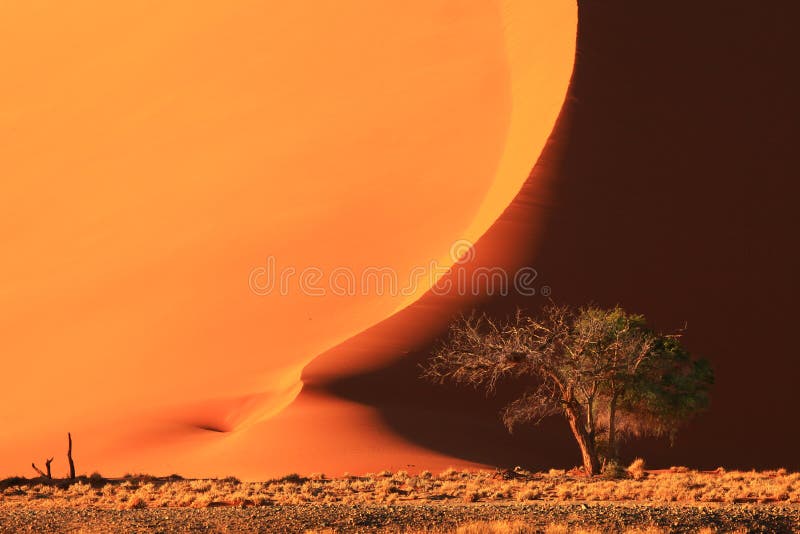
0,2,576,477
305,0,800,471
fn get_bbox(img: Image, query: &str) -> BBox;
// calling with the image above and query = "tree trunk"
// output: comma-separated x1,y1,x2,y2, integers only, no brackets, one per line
67,433,75,479
565,408,601,476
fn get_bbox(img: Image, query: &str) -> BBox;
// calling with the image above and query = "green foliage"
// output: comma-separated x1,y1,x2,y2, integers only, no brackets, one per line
620,336,714,443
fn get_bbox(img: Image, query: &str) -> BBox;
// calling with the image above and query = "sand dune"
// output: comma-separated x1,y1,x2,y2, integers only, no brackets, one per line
0,1,576,477
300,0,800,473
4,0,795,481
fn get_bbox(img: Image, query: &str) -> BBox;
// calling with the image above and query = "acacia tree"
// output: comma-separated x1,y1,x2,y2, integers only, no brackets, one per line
422,304,713,476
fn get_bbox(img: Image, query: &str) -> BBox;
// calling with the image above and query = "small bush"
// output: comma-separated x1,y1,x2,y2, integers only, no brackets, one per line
627,458,646,480
127,495,146,509
277,473,305,484
463,490,480,503
602,459,628,480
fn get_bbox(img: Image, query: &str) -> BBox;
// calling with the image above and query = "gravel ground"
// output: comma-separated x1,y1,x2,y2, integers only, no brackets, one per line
1,503,798,533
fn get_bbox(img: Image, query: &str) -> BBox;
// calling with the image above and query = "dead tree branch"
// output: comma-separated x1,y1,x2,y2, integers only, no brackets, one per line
31,457,54,479
67,432,75,479
31,463,47,478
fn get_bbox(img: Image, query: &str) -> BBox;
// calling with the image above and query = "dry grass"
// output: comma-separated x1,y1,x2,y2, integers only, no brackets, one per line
1,466,798,510
305,522,746,534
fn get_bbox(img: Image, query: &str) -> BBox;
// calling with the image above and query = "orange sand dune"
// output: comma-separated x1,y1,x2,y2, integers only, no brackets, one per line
0,2,576,477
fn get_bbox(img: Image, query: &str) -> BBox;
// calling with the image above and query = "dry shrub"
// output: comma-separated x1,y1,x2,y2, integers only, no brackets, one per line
462,490,480,503
456,520,530,534
602,460,627,480
126,495,146,509
189,480,211,493
440,468,460,480
544,526,605,534
627,458,646,480
515,488,539,501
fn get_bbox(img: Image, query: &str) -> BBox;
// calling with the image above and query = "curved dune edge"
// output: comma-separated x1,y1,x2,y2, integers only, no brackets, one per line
0,1,576,478
238,0,580,405
392,0,579,311
153,1,575,478
1,0,513,449
164,1,576,479
240,0,579,428
199,2,578,479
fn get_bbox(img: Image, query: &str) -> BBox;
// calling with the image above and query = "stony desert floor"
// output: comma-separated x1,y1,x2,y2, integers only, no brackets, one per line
2,467,799,532
1,503,799,533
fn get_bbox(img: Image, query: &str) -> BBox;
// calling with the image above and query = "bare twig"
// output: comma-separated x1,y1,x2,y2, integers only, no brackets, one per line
31,463,47,478
31,457,54,479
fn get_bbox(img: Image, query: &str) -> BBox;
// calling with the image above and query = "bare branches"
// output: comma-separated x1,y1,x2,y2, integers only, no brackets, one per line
422,313,529,393
31,463,47,478
501,384,561,432
31,457,53,479
29,435,78,481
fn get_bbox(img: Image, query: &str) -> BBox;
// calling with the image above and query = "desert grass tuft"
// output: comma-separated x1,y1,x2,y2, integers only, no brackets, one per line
2,466,799,509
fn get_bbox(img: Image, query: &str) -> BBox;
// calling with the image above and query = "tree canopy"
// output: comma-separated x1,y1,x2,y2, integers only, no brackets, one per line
422,304,714,476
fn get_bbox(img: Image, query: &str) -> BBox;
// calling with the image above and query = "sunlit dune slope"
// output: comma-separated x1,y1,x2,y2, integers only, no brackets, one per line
0,1,576,477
